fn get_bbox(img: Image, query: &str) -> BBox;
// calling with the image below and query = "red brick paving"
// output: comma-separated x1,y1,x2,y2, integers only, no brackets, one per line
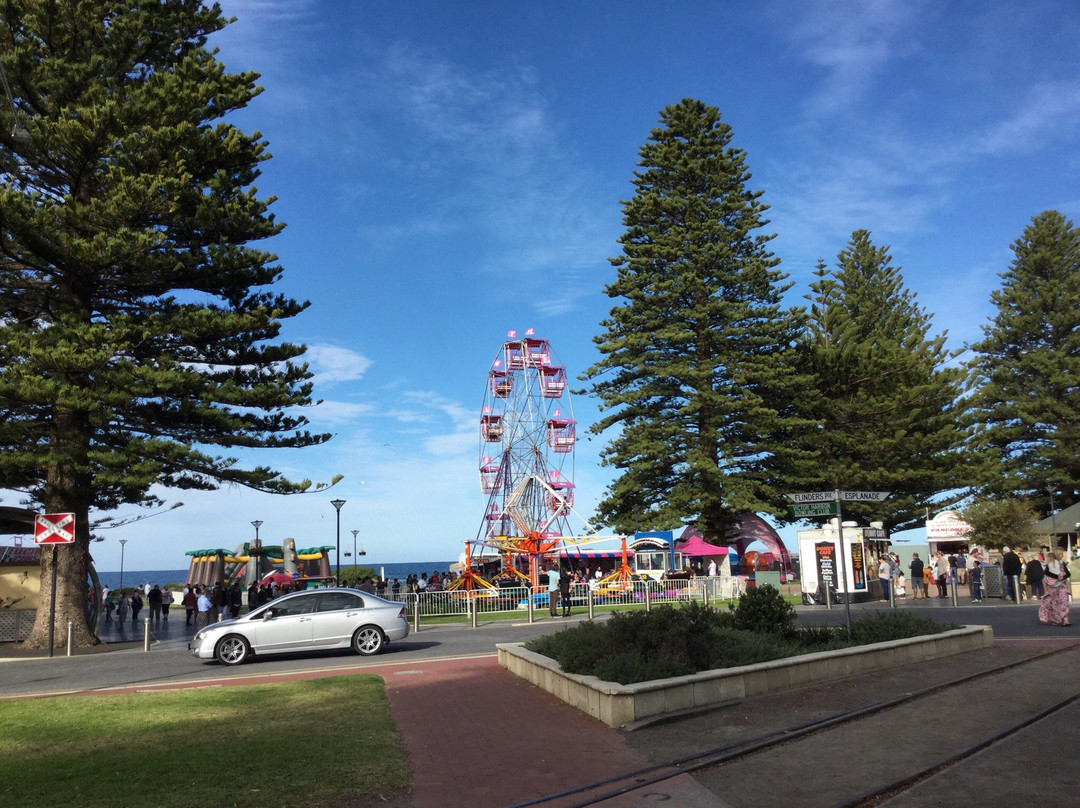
378,655,653,808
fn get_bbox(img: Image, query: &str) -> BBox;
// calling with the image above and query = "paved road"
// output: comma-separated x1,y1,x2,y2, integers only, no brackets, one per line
0,596,1064,699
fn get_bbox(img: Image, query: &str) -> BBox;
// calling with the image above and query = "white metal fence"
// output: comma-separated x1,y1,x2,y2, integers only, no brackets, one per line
384,576,746,622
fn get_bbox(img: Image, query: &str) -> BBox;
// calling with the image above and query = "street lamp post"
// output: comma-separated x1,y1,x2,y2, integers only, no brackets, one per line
119,539,128,592
331,499,346,584
351,529,359,577
250,520,263,583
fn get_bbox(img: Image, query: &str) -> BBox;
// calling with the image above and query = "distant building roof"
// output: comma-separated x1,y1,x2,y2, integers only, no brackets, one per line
1033,502,1080,535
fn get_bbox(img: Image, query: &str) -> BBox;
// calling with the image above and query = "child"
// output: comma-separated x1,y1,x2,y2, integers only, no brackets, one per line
896,571,906,598
969,562,982,603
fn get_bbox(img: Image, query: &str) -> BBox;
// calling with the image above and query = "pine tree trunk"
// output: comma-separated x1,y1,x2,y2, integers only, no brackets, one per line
20,419,98,649
19,537,98,649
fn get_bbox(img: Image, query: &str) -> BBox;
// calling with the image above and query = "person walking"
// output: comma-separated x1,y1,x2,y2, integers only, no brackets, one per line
148,584,163,623
1038,549,1071,626
878,555,891,602
161,586,174,621
934,552,950,598
195,587,212,629
1002,546,1023,601
229,582,242,619
910,553,925,600
1026,555,1046,600
546,563,560,617
130,589,143,624
183,586,197,625
559,565,572,617
970,561,983,603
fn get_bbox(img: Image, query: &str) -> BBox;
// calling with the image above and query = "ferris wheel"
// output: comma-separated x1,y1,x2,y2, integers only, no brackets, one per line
475,331,576,558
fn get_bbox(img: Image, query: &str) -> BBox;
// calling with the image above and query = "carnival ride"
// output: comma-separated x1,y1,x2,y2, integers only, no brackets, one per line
454,331,631,598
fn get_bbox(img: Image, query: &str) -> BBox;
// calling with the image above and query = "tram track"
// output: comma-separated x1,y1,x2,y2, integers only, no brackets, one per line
507,642,1080,808
832,691,1080,807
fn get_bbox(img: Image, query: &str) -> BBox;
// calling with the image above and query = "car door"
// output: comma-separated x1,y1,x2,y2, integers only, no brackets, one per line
311,591,367,648
251,593,318,653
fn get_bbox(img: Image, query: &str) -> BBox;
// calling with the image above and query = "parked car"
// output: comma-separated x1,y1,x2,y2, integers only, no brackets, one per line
189,587,409,665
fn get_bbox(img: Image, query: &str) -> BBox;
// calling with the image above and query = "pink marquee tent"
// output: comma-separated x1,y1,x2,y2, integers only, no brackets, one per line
674,534,730,556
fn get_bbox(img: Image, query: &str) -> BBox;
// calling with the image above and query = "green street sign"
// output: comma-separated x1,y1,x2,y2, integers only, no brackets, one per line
787,501,839,518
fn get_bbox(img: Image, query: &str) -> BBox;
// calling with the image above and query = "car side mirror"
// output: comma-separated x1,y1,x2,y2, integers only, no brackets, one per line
263,611,274,621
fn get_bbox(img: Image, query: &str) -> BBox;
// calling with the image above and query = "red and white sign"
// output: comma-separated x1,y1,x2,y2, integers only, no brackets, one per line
34,513,76,545
926,510,971,539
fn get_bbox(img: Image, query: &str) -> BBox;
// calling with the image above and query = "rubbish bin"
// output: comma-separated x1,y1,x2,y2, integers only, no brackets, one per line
981,565,1003,598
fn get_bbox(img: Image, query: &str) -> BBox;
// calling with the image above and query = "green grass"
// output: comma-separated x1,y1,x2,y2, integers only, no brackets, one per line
0,676,408,808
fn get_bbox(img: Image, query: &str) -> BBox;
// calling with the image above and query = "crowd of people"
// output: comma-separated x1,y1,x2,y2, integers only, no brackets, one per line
891,546,1073,622
90,547,1074,631
98,582,177,625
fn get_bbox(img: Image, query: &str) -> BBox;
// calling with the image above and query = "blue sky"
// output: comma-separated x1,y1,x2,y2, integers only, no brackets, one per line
9,0,1080,571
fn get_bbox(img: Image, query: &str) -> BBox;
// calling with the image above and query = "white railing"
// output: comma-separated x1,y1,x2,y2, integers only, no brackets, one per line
385,576,746,624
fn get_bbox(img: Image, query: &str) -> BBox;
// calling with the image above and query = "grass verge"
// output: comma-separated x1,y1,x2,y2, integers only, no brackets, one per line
0,675,408,808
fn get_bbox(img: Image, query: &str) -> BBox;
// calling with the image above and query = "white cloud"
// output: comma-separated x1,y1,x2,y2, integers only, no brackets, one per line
970,80,1080,157
781,0,928,117
305,344,373,386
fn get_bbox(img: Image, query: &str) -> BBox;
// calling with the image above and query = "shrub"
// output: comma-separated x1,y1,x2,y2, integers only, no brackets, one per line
731,584,797,637
524,599,958,685
848,611,957,645
525,602,735,685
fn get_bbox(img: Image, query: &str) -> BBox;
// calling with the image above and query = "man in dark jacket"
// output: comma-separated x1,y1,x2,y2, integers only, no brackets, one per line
559,566,572,617
147,584,163,623
1025,555,1045,599
1002,547,1023,601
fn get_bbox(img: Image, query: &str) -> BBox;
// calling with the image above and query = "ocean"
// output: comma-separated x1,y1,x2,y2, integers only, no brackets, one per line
94,560,457,590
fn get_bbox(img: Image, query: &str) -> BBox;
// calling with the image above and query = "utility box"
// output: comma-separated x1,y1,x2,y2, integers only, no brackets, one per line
981,565,1004,598
754,571,781,591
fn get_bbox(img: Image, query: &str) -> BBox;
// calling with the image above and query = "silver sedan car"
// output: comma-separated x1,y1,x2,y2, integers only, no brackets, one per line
189,587,409,665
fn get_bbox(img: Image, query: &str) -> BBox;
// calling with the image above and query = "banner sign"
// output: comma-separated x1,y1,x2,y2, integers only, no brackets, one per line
815,541,837,594
850,541,866,590
926,510,972,538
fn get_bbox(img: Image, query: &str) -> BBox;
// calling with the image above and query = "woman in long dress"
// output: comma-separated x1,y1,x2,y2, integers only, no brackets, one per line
1038,549,1071,627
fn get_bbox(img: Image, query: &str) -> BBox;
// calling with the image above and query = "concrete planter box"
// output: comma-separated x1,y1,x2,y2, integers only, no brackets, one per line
498,625,993,728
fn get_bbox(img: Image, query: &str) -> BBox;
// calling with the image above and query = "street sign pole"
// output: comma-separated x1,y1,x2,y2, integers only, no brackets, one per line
834,489,853,636
47,546,58,657
34,513,77,658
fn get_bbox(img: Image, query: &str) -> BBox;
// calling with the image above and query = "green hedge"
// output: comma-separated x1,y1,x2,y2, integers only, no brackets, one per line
525,586,957,685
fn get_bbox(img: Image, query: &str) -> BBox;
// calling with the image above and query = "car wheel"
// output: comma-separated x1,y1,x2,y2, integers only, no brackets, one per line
215,634,251,665
352,625,385,656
